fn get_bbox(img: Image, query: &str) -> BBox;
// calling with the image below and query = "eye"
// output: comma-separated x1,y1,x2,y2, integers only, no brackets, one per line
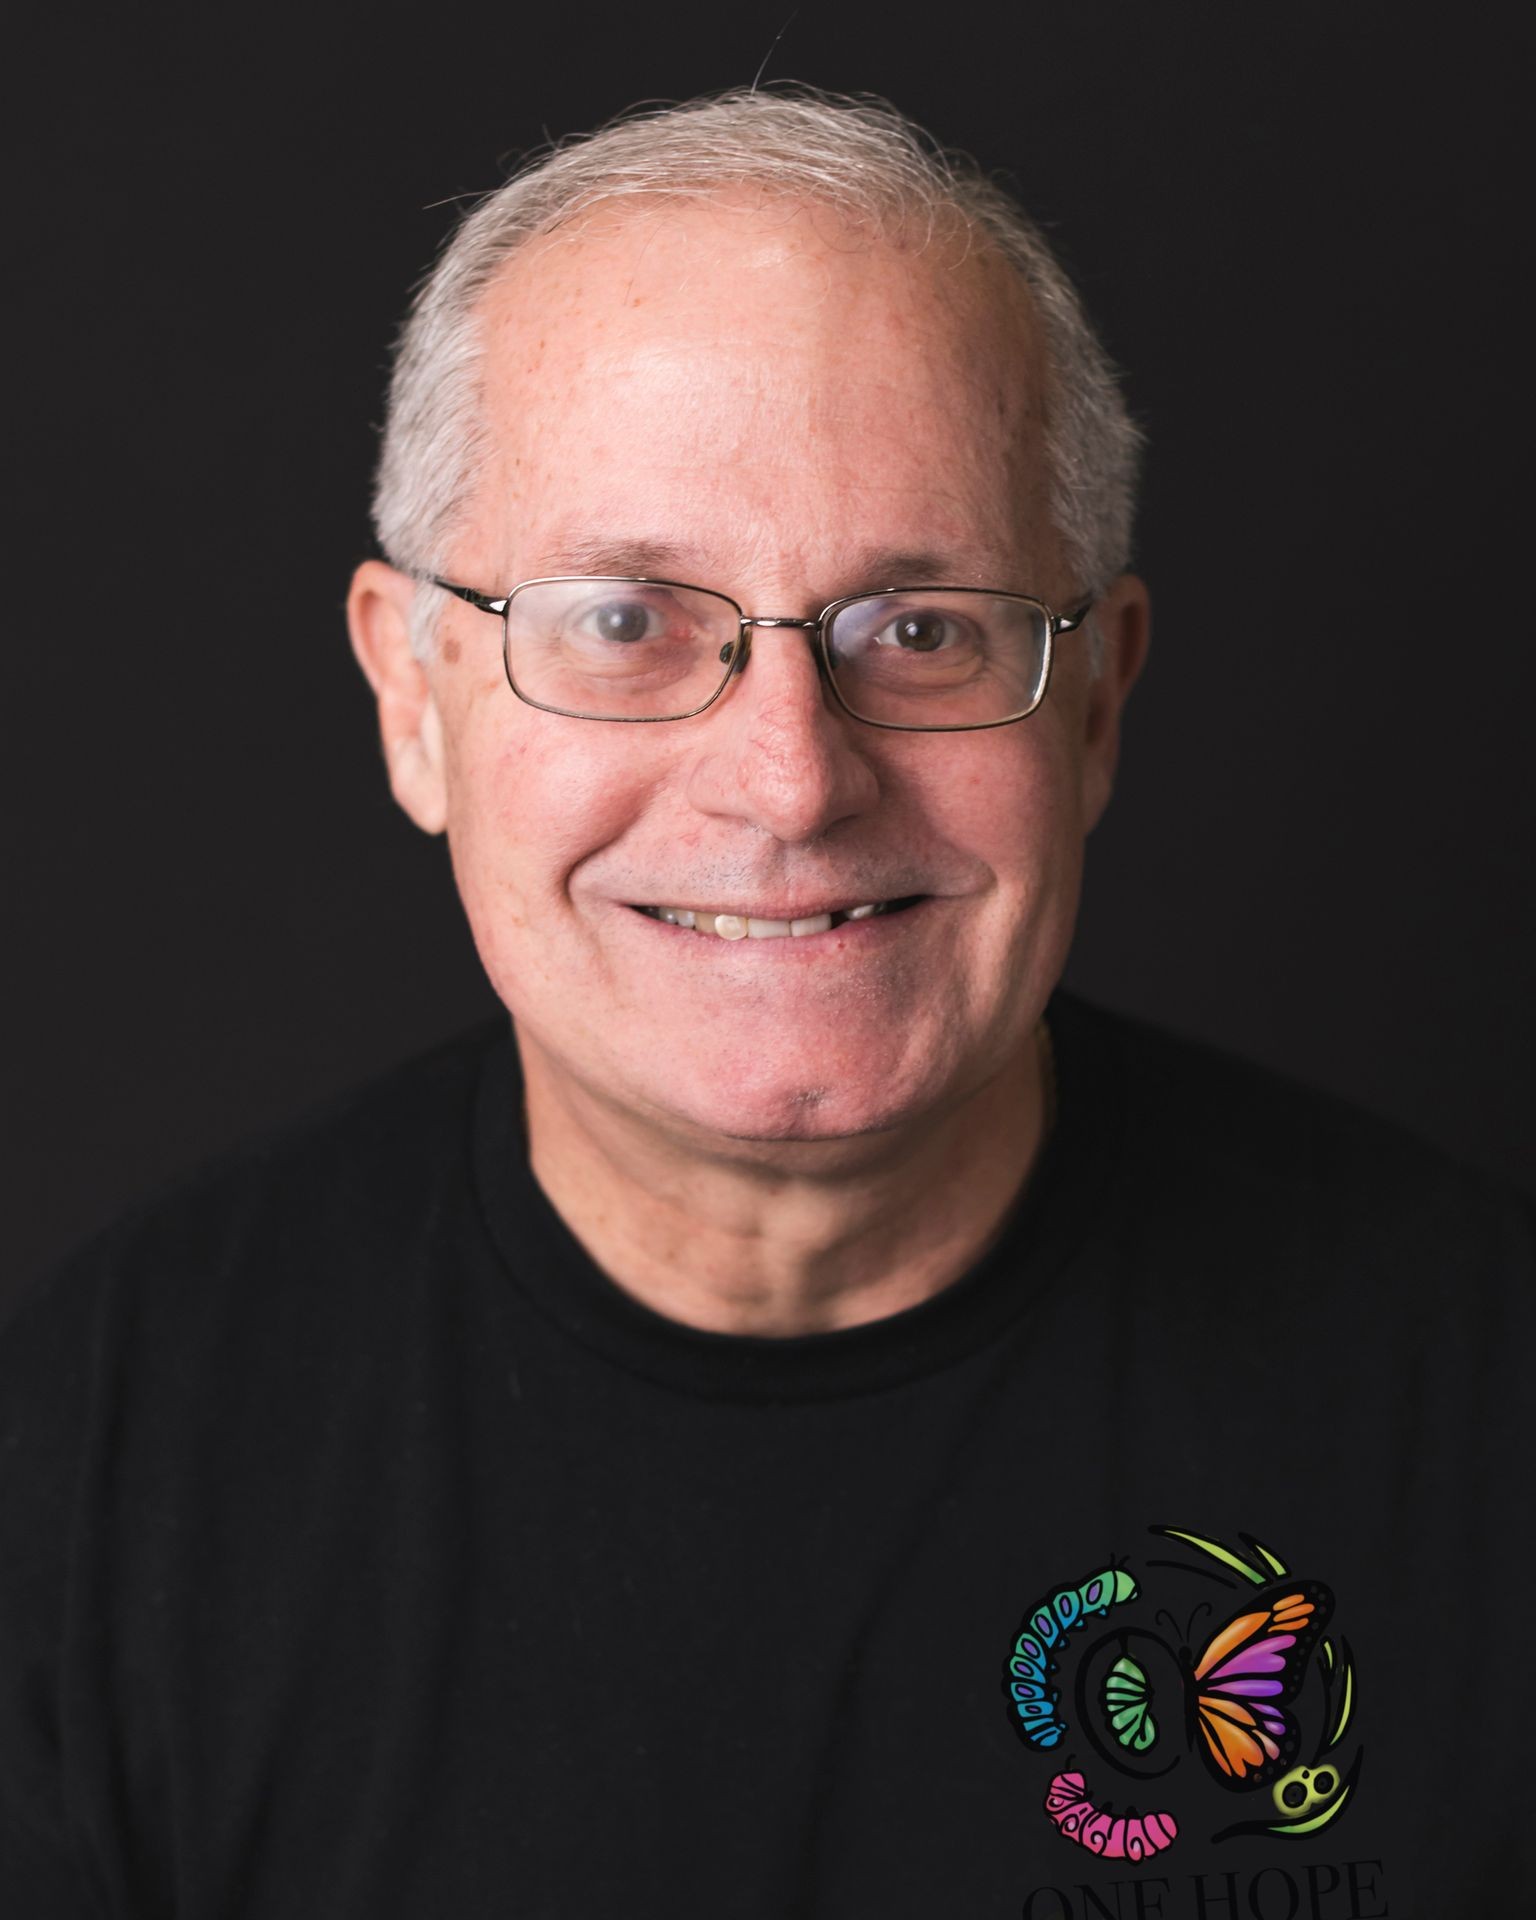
577,596,667,645
1281,1780,1308,1809
1312,1770,1336,1797
871,610,968,653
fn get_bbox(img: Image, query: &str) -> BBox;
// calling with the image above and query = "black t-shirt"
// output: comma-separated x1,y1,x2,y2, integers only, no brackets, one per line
2,994,1532,1918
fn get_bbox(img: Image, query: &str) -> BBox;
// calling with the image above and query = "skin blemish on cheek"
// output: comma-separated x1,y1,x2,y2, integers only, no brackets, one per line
443,637,462,665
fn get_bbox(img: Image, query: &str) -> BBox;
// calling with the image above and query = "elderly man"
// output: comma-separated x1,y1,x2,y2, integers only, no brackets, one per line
2,89,1531,1918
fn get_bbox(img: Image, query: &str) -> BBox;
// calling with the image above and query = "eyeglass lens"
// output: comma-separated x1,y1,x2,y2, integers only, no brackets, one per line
503,579,1051,725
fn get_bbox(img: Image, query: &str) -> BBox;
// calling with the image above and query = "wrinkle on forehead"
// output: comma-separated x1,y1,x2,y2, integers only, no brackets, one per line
467,192,1059,591
484,191,1041,384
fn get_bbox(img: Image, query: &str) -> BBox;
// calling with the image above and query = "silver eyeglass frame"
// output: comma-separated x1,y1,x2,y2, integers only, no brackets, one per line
428,574,1093,732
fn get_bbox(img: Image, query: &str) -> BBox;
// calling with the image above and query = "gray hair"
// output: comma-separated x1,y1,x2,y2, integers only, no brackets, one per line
372,86,1143,661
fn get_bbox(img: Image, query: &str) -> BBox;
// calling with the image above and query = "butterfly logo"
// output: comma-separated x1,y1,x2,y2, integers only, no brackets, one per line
1171,1579,1333,1788
1003,1528,1361,1856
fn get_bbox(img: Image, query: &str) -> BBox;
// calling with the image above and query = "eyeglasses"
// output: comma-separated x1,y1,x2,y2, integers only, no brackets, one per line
430,575,1092,731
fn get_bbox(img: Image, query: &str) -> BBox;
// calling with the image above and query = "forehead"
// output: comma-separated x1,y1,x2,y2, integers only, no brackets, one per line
470,194,1054,586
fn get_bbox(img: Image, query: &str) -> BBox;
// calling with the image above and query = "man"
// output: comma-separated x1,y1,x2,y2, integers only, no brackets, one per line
2,87,1530,1917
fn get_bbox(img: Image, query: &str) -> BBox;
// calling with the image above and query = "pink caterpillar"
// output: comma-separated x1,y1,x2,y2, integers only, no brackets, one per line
1044,1772,1179,1862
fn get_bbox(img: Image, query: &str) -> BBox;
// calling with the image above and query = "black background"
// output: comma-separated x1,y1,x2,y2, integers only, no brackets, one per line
9,1,1532,1310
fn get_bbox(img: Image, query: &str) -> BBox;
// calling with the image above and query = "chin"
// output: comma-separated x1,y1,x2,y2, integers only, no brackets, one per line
681,1088,904,1146
626,1040,965,1150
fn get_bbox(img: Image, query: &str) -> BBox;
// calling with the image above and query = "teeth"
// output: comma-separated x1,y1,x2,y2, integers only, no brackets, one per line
640,901,893,938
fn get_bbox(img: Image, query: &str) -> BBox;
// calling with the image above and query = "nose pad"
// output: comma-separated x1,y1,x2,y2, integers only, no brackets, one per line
719,626,830,688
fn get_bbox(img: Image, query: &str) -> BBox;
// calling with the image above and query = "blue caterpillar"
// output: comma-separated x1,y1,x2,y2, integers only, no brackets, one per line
1006,1563,1139,1749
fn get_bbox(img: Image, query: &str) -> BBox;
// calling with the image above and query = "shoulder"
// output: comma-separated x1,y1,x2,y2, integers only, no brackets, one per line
1053,991,1534,1307
1,1020,508,1360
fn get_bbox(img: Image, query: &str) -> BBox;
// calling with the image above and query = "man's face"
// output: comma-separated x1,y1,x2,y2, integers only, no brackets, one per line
354,197,1145,1155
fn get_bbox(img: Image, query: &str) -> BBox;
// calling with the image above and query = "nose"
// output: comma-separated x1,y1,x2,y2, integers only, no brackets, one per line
683,619,882,845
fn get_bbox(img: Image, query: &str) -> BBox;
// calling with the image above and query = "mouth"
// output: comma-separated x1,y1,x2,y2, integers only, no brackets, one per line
626,896,929,940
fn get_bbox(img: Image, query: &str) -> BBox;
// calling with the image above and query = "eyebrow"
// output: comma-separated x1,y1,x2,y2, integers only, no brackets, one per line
531,536,698,579
525,534,993,594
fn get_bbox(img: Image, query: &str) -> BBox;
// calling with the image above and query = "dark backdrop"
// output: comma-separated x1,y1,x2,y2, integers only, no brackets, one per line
9,1,1532,1312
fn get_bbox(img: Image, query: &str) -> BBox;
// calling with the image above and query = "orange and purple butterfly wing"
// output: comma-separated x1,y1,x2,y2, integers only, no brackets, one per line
1190,1582,1333,1789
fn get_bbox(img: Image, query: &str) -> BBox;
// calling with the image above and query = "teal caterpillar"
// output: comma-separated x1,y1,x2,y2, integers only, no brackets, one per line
1006,1563,1139,1750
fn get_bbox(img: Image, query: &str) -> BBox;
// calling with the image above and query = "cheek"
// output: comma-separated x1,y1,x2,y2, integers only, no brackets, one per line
929,733,1087,1035
441,711,656,913
929,725,1086,898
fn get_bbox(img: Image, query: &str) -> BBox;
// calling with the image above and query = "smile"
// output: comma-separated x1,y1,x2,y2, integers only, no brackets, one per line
629,898,926,940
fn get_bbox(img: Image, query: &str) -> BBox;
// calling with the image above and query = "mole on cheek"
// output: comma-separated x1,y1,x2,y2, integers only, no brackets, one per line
443,637,462,665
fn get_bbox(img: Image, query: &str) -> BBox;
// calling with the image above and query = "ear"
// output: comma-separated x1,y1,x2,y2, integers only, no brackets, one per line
1078,572,1151,833
346,560,448,835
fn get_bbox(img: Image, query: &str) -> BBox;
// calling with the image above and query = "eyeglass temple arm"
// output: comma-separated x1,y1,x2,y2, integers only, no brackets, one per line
430,577,509,616
1052,599,1094,636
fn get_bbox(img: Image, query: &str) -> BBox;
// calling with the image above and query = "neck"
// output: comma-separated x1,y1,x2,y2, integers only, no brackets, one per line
517,1025,1054,1338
